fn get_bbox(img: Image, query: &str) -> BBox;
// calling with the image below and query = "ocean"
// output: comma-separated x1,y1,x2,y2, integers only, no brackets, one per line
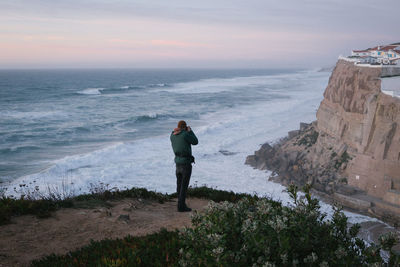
0,68,378,223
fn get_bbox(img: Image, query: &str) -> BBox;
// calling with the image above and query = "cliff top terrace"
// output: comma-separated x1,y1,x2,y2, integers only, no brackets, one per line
338,56,400,72
349,42,400,65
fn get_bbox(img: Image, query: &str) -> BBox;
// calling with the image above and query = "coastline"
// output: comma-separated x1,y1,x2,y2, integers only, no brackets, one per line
2,63,399,264
246,121,399,226
245,123,400,257
246,59,400,227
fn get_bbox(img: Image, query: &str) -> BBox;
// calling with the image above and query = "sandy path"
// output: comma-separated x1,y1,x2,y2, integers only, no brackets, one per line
0,198,209,267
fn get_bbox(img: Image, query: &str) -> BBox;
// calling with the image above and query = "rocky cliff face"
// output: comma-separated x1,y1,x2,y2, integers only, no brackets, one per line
246,60,400,224
318,60,400,203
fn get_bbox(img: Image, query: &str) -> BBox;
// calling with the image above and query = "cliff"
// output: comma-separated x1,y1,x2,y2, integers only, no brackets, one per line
246,59,400,224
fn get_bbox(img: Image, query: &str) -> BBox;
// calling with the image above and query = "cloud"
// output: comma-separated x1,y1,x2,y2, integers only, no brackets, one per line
150,39,210,48
0,0,399,68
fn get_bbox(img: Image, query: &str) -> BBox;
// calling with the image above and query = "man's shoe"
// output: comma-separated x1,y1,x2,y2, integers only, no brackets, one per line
178,206,192,212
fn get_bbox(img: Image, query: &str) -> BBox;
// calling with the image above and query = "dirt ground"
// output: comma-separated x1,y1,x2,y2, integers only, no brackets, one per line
0,198,209,267
1,197,398,266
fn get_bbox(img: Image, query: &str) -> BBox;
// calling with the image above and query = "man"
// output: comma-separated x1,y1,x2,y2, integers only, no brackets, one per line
170,120,198,212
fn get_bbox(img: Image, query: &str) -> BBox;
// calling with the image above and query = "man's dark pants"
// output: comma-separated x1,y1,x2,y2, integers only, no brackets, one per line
176,163,192,210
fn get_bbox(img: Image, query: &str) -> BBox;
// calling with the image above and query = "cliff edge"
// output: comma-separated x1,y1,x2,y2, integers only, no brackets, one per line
246,59,400,224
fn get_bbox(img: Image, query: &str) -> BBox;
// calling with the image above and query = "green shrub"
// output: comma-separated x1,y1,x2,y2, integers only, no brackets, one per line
296,130,319,148
334,151,352,170
73,187,171,204
6,186,400,266
179,185,399,266
31,229,181,267
0,197,73,224
185,186,259,203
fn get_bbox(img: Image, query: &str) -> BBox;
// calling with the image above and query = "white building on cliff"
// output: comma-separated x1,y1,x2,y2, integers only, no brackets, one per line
350,43,400,65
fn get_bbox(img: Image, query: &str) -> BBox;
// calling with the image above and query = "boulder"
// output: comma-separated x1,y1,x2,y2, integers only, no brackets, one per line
300,122,310,131
118,214,130,223
245,155,257,167
288,130,300,139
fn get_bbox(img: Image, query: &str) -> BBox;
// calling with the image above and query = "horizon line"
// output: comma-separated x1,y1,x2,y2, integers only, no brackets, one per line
0,66,310,71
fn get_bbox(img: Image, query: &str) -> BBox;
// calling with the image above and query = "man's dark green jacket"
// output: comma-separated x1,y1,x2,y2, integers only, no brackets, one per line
170,129,198,164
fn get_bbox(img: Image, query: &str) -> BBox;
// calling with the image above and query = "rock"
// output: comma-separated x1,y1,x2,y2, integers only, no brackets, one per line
336,184,357,195
340,163,347,170
260,142,273,150
92,209,104,213
288,130,300,139
300,122,310,131
287,151,299,163
313,182,325,192
118,214,130,223
245,142,280,170
258,162,267,170
246,59,400,224
255,144,275,159
97,210,112,218
245,155,257,167
123,207,133,212
333,193,372,211
279,161,289,172
368,208,374,215
325,182,335,193
337,145,348,157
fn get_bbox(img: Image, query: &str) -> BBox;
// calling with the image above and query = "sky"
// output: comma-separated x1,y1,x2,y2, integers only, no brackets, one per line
0,0,399,69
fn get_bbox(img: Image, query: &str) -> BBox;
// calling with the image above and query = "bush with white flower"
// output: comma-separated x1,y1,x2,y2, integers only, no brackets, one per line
179,184,399,266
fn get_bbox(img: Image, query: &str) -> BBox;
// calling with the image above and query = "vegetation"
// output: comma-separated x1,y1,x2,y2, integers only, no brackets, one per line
334,151,352,170
180,184,399,266
296,130,319,148
0,184,253,225
0,197,73,225
0,185,171,225
32,229,181,267
29,185,399,266
183,186,259,203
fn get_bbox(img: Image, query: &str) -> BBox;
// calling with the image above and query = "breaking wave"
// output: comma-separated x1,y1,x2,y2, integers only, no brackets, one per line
76,88,104,95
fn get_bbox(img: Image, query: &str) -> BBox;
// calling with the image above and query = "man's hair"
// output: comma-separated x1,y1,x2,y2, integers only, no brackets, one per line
177,120,187,129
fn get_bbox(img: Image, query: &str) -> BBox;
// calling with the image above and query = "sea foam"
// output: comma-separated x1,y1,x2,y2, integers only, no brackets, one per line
77,88,104,95
2,70,380,225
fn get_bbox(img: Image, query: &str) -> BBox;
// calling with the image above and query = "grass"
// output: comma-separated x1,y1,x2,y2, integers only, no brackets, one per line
28,185,400,266
183,186,259,203
0,185,257,225
0,197,73,225
24,186,265,266
31,228,181,267
0,186,171,225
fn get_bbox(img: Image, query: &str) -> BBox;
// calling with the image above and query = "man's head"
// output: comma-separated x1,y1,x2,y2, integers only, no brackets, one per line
177,120,187,130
